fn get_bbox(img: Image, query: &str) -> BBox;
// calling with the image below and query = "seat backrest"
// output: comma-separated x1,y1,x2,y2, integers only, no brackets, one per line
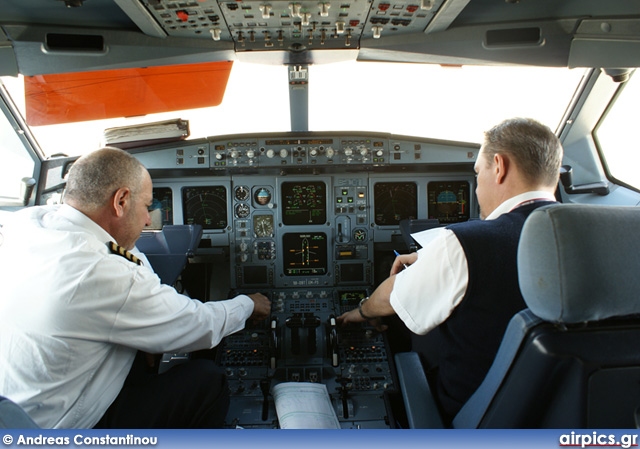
0,396,39,429
453,204,640,428
135,224,203,285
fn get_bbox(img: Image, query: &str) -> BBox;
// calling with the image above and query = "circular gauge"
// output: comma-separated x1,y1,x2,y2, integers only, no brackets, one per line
235,185,250,201
235,203,250,218
253,215,274,238
353,228,367,241
254,187,272,206
182,186,227,229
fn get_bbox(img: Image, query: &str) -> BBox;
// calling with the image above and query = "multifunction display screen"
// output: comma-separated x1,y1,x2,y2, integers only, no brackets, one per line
282,181,327,225
373,182,418,226
427,181,470,224
182,186,228,229
282,232,327,276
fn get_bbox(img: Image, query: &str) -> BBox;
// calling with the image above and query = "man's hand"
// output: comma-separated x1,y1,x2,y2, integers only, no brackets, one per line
337,309,388,332
337,308,365,326
248,293,271,321
390,252,418,276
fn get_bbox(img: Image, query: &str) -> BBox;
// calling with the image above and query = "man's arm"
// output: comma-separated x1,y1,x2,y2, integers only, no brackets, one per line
337,275,396,329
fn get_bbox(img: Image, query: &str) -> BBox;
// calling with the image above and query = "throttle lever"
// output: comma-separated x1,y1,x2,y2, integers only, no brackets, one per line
260,379,271,421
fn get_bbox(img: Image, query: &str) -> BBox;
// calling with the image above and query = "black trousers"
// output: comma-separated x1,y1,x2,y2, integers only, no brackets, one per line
95,353,230,429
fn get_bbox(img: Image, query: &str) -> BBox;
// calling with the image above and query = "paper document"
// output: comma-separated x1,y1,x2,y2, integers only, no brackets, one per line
410,227,449,249
271,382,340,429
103,119,189,145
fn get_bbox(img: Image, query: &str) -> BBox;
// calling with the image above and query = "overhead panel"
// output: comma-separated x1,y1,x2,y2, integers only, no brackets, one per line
138,0,447,52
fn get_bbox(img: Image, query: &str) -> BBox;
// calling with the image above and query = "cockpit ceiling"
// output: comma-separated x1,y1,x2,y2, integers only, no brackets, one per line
1,0,640,75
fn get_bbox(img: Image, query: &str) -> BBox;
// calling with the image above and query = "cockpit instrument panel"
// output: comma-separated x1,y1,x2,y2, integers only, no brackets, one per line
373,182,418,226
282,181,327,225
427,181,470,224
282,232,328,276
182,186,228,229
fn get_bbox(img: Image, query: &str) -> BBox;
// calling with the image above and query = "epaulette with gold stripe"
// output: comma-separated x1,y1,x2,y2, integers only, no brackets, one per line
107,241,142,266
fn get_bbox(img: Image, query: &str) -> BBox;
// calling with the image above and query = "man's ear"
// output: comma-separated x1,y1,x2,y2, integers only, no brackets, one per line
111,187,131,218
494,153,510,185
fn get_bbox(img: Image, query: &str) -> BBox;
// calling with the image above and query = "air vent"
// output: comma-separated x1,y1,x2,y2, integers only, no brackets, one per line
45,33,105,52
485,27,542,47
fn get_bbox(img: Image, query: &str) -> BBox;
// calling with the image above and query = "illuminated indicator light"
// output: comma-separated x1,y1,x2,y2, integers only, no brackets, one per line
358,192,365,198
350,20,360,26
378,2,390,10
176,10,189,21
407,4,418,12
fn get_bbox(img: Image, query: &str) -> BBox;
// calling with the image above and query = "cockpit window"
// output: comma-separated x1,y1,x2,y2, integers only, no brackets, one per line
0,83,35,200
309,62,585,143
1,61,585,158
594,71,640,191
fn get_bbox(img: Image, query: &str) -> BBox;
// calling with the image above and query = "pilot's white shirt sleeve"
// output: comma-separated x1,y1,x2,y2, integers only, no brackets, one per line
87,257,254,353
389,227,468,335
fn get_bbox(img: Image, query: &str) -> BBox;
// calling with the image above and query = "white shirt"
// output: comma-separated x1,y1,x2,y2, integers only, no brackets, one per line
0,204,254,429
390,191,556,335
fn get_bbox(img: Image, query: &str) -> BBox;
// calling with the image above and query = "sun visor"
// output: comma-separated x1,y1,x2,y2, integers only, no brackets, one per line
24,61,233,126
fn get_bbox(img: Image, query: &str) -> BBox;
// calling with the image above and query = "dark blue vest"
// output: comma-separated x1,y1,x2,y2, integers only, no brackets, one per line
429,200,555,423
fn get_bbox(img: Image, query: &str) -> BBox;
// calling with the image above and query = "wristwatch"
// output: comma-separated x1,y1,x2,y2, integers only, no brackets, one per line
358,296,374,320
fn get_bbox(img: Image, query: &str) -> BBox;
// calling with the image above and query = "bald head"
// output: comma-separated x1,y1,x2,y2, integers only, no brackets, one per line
64,147,146,212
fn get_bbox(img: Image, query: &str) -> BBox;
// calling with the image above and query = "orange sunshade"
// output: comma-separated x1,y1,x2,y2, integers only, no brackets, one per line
24,61,233,126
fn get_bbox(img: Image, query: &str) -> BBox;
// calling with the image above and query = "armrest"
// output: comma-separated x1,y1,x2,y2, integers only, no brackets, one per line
394,352,445,428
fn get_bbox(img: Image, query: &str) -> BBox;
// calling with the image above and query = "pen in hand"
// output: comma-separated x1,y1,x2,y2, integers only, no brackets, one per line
394,250,409,269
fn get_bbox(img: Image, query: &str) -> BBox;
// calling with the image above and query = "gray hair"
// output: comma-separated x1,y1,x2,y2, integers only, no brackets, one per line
63,147,145,211
482,118,563,187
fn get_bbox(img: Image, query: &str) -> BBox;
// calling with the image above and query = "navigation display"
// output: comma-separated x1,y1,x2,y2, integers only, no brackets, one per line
373,182,418,226
282,181,326,225
182,186,228,229
282,232,327,276
428,181,470,224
